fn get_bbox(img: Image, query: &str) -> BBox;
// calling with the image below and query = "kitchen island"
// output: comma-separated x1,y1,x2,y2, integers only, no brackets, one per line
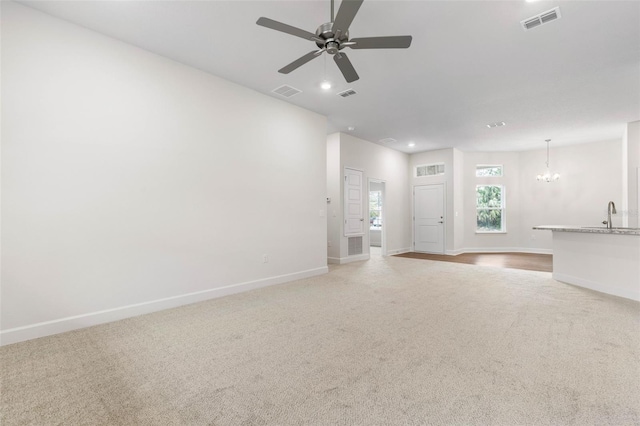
533,226,640,301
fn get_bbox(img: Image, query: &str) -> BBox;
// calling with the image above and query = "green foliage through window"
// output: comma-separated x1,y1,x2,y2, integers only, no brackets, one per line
416,163,445,177
476,185,505,232
476,165,503,177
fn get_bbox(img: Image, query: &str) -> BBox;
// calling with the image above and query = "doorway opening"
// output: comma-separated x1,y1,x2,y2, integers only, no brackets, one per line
368,179,386,257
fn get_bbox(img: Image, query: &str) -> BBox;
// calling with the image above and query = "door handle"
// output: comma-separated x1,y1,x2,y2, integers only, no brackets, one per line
360,218,364,221
438,221,444,223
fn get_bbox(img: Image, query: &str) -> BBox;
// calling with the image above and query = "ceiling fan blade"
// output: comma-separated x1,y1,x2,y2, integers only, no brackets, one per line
278,50,324,74
333,52,359,83
331,0,364,34
349,36,413,49
256,17,319,42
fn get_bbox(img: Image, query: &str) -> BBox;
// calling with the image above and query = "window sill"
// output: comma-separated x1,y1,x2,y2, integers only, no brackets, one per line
475,231,507,234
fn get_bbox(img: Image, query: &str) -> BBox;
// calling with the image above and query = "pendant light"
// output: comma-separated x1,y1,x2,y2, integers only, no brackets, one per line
536,139,560,182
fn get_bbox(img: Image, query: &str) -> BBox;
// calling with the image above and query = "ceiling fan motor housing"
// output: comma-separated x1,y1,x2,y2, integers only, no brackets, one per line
256,0,412,83
315,22,349,54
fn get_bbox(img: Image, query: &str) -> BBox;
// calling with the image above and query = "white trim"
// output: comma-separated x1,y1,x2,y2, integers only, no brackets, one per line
445,247,553,255
368,178,387,256
386,247,412,256
344,167,365,237
553,272,640,302
413,183,446,254
415,162,445,178
476,184,506,233
0,266,328,346
327,254,370,265
475,164,504,177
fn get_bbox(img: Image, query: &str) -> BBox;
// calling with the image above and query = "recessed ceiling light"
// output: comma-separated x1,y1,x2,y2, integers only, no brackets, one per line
408,142,415,147
320,81,332,90
347,126,355,131
487,121,506,128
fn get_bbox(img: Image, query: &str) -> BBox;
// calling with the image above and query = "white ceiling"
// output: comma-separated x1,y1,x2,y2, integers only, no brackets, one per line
19,0,640,153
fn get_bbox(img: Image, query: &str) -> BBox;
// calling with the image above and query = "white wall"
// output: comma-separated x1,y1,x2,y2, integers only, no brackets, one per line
462,152,522,251
519,139,624,251
626,121,640,228
452,149,465,252
327,133,411,262
410,149,455,252
409,139,624,254
1,3,328,344
326,133,341,260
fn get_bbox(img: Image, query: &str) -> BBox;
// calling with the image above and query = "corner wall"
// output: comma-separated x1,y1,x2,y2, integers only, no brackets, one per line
409,149,455,252
626,121,640,228
461,151,522,252
519,140,624,252
326,133,411,263
1,3,328,344
326,133,341,260
409,139,625,255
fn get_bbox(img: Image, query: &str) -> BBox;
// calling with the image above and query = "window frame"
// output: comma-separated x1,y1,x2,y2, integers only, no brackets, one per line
415,162,445,178
475,184,507,233
475,164,504,177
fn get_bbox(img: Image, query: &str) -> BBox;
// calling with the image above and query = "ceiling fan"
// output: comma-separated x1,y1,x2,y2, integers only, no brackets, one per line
256,0,412,83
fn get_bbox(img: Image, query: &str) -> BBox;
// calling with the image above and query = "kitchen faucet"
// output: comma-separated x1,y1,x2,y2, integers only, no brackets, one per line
602,201,617,229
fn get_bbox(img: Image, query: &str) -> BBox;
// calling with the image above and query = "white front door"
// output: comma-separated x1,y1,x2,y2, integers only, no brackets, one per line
414,184,445,253
344,168,364,236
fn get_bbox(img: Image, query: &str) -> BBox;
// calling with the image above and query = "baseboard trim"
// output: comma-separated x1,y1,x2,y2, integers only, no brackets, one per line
0,266,329,346
327,254,370,265
553,272,640,302
445,247,553,256
386,247,412,256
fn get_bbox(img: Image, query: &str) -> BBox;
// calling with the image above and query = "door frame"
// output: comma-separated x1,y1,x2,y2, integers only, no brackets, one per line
344,167,365,237
368,178,387,256
413,183,446,254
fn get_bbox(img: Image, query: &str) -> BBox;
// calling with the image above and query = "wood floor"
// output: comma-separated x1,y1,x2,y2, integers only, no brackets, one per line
394,251,552,272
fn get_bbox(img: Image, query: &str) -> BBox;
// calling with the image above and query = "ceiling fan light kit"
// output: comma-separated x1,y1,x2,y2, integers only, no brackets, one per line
256,0,412,83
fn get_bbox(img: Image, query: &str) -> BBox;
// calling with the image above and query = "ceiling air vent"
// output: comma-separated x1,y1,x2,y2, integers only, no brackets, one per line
337,89,357,98
272,85,301,98
521,7,561,31
379,138,397,144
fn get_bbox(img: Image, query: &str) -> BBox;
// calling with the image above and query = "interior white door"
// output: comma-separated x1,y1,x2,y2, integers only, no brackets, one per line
414,184,445,253
344,168,364,236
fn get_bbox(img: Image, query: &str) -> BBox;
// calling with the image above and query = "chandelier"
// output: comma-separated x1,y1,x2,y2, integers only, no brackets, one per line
536,139,560,182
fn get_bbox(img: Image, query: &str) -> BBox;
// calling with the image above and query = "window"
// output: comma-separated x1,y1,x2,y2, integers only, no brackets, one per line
476,165,503,177
476,185,505,232
416,163,445,177
369,191,382,229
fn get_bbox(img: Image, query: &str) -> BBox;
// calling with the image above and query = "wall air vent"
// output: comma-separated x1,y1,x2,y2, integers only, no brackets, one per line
348,236,363,256
521,7,561,31
379,138,397,144
337,89,357,98
272,85,301,98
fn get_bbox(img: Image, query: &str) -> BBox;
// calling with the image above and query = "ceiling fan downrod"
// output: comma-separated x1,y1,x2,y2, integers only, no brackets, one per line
256,0,413,83
331,0,334,23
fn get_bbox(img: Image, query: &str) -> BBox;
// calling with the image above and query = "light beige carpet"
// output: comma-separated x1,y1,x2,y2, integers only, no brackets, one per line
1,255,639,425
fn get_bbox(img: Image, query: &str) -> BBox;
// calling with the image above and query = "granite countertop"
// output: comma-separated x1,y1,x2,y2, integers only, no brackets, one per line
533,225,640,236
